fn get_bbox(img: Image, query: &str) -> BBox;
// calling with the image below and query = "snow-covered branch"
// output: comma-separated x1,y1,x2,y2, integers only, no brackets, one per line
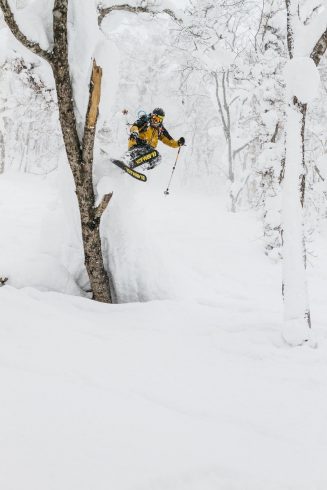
233,137,258,159
98,3,181,25
0,0,53,62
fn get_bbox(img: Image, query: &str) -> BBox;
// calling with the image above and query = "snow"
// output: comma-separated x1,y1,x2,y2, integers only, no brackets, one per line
281,103,311,344
95,39,121,121
1,172,327,489
14,0,53,51
68,0,102,127
284,57,320,103
0,174,81,295
194,48,236,72
1,1,327,487
1,283,327,490
294,1,327,57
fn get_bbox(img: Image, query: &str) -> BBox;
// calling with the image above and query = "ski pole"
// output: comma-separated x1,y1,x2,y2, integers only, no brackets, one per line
164,146,182,196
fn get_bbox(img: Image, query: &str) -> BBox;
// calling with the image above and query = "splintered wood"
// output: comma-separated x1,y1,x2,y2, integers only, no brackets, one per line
86,60,102,129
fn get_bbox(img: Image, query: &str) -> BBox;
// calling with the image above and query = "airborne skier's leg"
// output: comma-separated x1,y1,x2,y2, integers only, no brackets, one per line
126,143,161,170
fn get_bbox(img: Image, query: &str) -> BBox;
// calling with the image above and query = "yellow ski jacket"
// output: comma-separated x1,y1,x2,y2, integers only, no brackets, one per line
128,115,179,150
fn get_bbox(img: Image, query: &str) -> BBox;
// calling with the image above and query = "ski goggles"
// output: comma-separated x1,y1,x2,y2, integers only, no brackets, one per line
151,114,164,124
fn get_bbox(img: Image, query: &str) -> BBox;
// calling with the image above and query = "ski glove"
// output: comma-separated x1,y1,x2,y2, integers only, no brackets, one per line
130,131,139,141
178,137,185,146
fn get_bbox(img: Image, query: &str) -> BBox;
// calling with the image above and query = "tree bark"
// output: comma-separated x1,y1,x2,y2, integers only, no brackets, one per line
50,1,112,303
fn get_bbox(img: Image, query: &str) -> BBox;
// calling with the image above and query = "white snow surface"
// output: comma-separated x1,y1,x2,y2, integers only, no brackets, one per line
14,0,53,51
68,0,103,127
294,1,327,57
1,172,327,489
284,57,320,103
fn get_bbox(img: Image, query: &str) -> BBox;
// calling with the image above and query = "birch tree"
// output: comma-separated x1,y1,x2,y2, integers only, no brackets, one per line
282,0,327,344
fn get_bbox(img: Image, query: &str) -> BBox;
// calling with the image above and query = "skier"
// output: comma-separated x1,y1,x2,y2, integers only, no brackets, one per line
129,108,185,150
111,108,185,182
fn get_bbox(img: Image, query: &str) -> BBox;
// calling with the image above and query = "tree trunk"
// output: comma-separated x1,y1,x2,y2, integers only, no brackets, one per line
50,55,112,303
49,1,112,303
214,71,235,211
281,96,311,344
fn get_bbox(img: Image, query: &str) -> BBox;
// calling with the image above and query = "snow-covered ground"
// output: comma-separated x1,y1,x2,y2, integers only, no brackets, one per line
1,172,327,489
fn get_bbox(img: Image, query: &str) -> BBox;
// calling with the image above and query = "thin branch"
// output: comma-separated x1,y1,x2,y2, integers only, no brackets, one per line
233,137,258,159
229,95,240,106
271,122,279,143
0,0,53,62
213,72,228,133
234,173,251,205
98,3,182,25
304,3,322,25
313,165,325,181
254,0,265,52
94,193,113,219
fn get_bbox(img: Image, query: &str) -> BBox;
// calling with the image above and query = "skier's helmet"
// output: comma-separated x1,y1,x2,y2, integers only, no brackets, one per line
151,108,165,127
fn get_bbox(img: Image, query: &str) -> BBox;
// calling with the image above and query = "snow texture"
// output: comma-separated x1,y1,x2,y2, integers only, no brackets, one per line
68,0,102,127
1,172,327,490
284,57,320,103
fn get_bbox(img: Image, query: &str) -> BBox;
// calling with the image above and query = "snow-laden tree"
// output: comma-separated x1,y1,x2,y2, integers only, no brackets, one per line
0,0,182,302
1,56,61,174
175,0,277,210
0,0,115,302
282,0,327,344
243,0,286,259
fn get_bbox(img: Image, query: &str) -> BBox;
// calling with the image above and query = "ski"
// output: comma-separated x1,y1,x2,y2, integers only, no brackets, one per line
130,149,160,169
111,159,147,182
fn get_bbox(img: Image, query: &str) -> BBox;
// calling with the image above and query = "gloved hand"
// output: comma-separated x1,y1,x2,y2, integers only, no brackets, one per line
178,137,185,146
130,131,139,141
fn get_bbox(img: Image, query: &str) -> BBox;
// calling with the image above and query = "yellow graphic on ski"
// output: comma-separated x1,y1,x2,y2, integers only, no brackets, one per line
131,150,159,168
111,159,147,182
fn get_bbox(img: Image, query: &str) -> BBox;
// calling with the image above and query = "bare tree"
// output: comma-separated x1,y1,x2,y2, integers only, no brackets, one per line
0,0,113,302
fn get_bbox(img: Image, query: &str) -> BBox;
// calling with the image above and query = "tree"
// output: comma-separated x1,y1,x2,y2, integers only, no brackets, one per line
1,56,60,174
177,0,266,210
0,0,114,302
0,0,182,303
282,0,327,344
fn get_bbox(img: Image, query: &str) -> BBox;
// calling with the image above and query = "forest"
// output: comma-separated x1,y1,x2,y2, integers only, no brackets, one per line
0,1,327,489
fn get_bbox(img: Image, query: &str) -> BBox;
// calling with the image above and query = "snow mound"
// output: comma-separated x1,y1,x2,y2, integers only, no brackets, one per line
0,253,82,295
282,318,310,346
284,57,320,103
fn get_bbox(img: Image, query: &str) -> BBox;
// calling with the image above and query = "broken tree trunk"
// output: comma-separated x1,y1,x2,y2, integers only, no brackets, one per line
0,0,113,303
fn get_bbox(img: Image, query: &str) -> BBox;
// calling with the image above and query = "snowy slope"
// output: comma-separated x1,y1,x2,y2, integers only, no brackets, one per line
1,287,327,490
1,172,327,489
